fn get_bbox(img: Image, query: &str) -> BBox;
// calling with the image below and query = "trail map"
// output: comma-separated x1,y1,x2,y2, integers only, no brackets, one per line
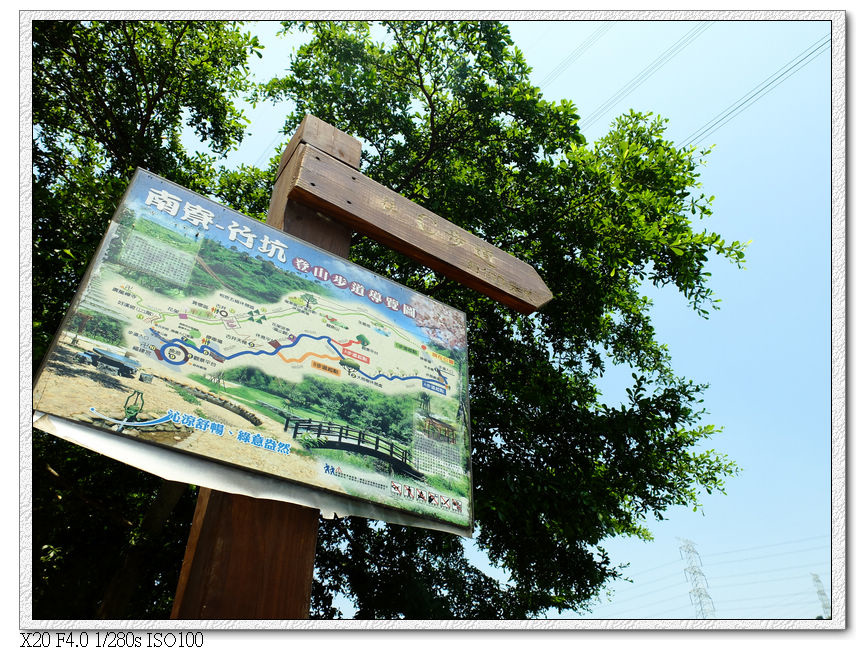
33,170,472,531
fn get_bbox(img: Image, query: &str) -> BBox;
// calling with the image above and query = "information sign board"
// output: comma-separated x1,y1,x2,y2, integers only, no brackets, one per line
33,170,472,532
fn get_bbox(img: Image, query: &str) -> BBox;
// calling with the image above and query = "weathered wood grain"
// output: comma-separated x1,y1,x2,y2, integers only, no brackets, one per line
171,488,319,619
276,113,362,178
283,143,554,314
267,172,352,259
267,118,361,258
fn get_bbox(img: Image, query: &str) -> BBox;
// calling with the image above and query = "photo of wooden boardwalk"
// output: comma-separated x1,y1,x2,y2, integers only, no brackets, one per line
287,416,422,479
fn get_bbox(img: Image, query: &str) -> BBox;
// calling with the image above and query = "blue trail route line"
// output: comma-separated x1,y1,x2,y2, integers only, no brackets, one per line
149,327,447,389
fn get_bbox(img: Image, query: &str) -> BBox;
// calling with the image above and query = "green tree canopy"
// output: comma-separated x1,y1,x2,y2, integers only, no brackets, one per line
31,20,745,619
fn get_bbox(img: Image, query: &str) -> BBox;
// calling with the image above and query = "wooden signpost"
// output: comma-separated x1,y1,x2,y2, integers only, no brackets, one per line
171,115,552,619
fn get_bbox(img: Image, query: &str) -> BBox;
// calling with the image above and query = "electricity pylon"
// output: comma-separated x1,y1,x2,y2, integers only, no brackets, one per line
678,538,716,619
811,573,831,619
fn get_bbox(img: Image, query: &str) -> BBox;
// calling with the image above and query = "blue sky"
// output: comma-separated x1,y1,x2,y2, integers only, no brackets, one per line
189,17,836,622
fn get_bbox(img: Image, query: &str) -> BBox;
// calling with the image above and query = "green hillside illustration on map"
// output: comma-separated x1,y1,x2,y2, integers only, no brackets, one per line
33,171,472,530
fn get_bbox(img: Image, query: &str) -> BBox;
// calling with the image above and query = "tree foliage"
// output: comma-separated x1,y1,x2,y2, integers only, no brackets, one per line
31,19,745,619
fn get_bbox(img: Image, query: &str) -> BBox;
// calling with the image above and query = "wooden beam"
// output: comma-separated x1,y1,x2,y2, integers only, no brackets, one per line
277,143,553,314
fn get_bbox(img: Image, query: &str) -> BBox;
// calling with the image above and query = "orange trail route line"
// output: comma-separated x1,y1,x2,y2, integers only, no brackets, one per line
275,338,359,363
276,349,342,364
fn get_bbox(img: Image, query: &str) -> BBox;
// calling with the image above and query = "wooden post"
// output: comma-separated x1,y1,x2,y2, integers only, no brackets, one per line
170,489,320,619
172,116,362,620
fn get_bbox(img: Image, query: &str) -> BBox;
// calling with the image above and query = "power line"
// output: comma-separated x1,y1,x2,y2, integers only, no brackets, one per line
581,21,714,130
727,595,815,608
628,595,817,620
699,534,829,559
591,591,690,617
714,603,818,618
609,571,687,594
252,131,287,170
701,544,829,568
616,558,682,578
711,574,822,590
639,593,816,619
716,589,813,604
585,560,830,616
587,553,829,612
538,23,615,89
614,534,830,582
610,539,829,582
679,33,830,148
711,561,832,582
588,576,689,608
